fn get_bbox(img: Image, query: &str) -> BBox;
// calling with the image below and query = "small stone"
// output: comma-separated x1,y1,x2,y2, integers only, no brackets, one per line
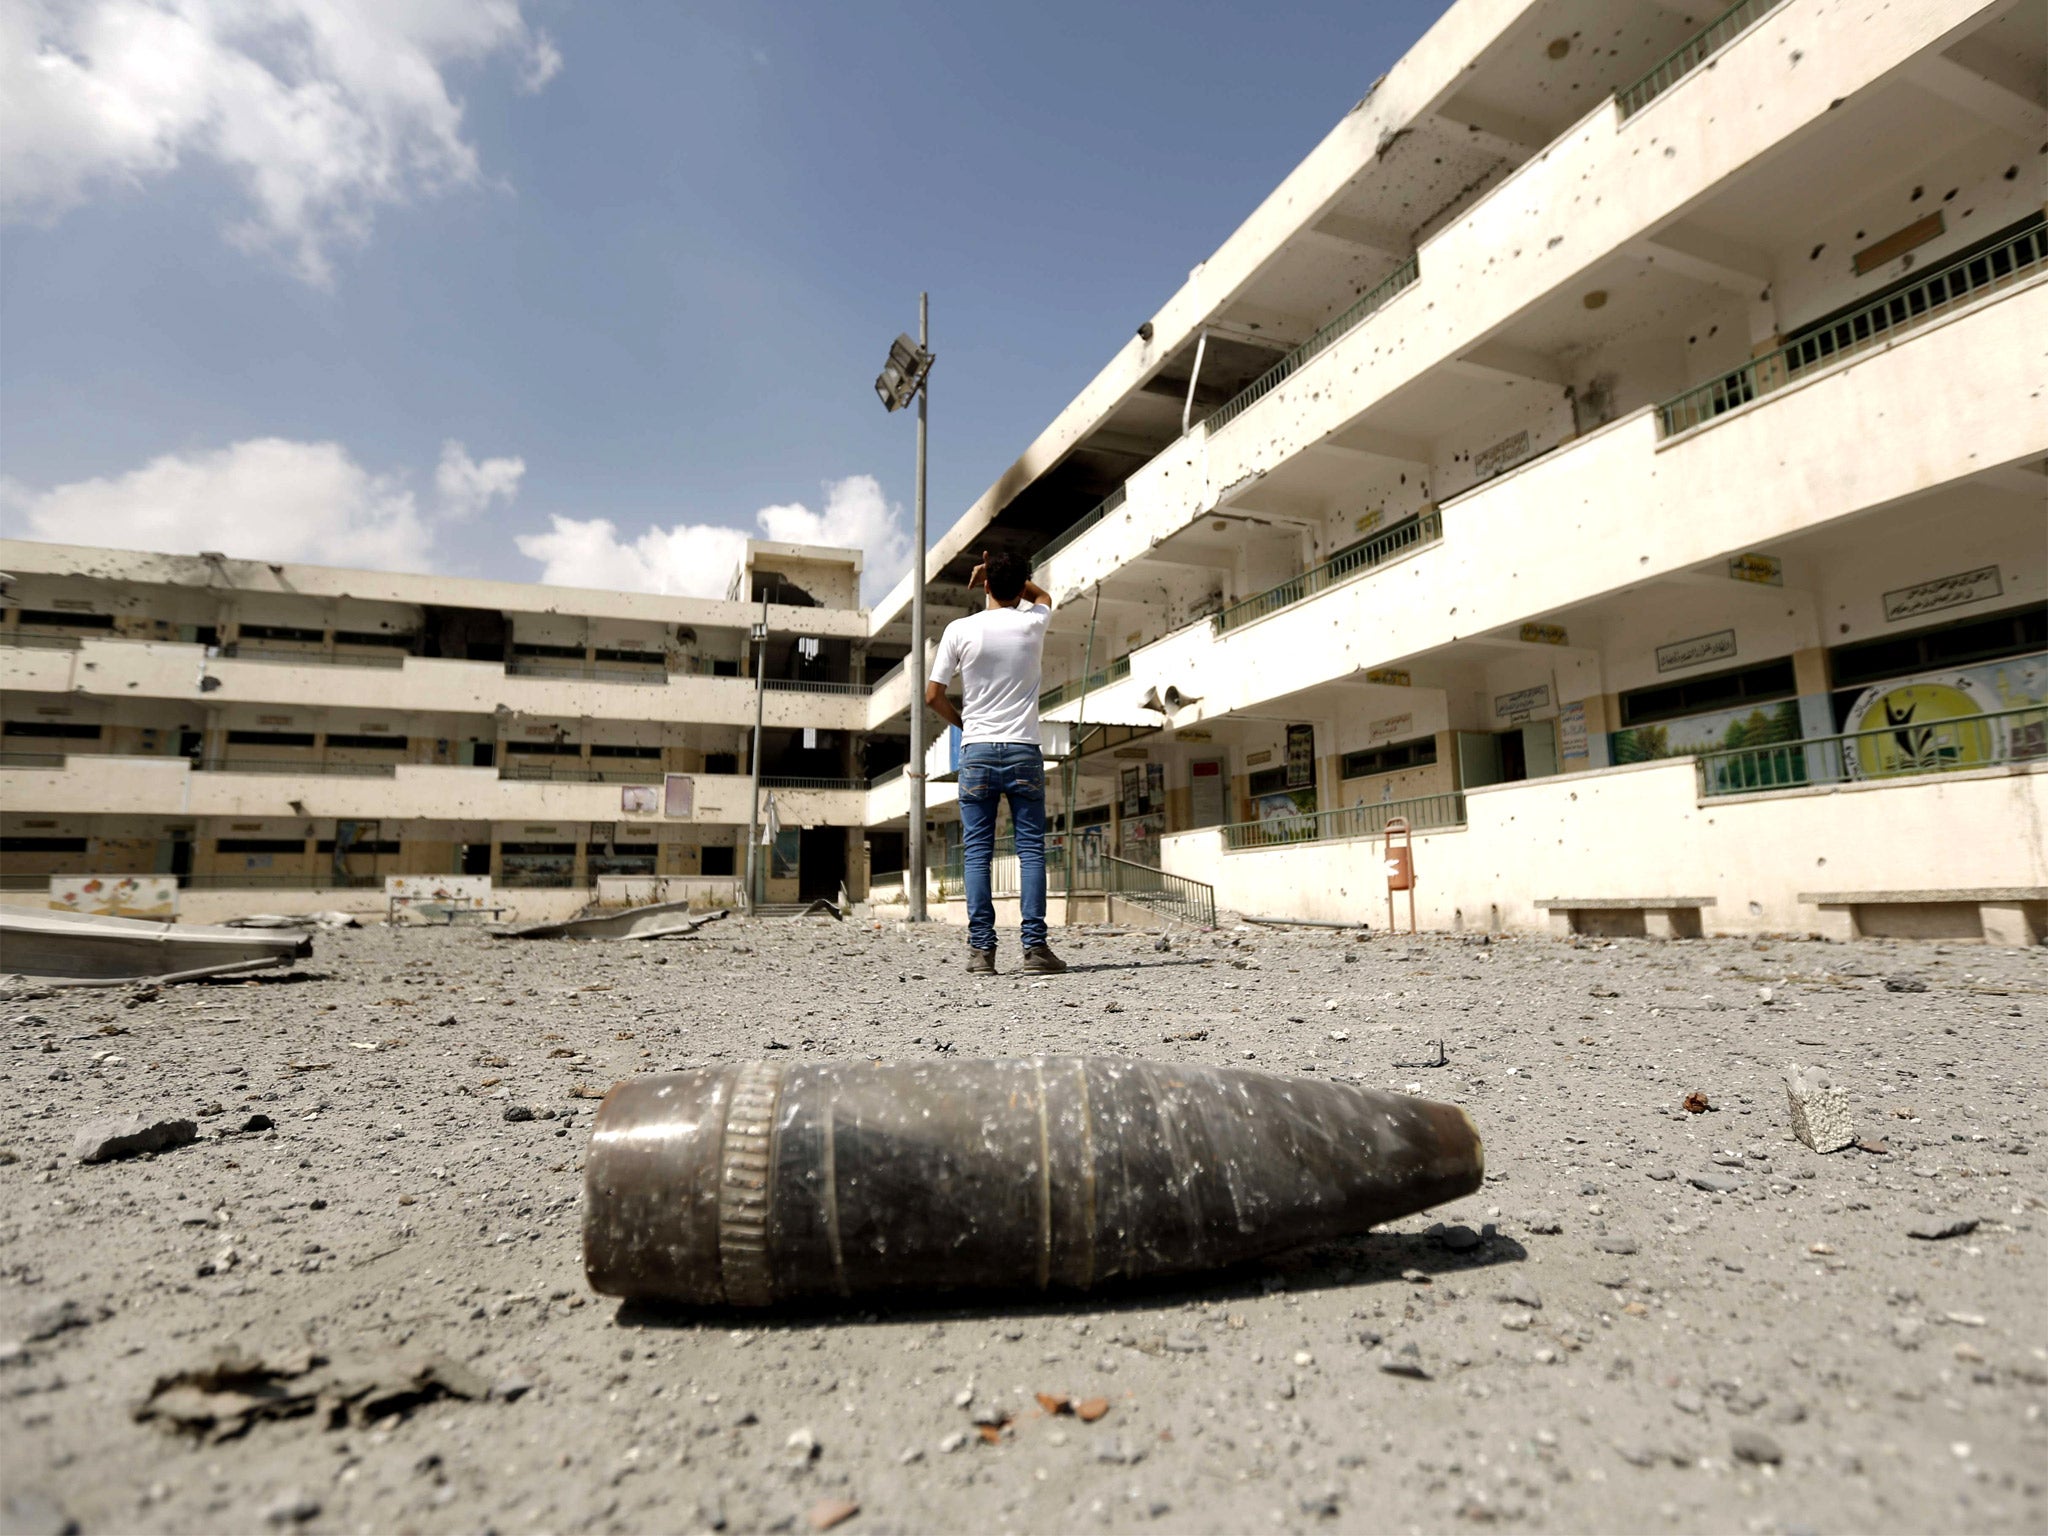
1906,1217,1978,1241
1499,1311,1533,1332
807,1498,858,1531
786,1428,821,1463
1432,1223,1482,1252
938,1432,967,1454
1883,975,1927,993
1784,1066,1855,1154
1730,1428,1783,1465
234,1113,275,1134
1095,1436,1146,1464
72,1113,197,1164
1074,1397,1110,1422
1378,1348,1429,1380
263,1491,321,1526
1494,1281,1542,1310
1672,1391,1705,1416
1298,1488,1342,1518
1521,1211,1562,1235
503,1105,535,1123
1,1489,79,1536
22,1299,94,1343
1593,1237,1638,1255
1688,1173,1742,1194
1645,1168,1676,1182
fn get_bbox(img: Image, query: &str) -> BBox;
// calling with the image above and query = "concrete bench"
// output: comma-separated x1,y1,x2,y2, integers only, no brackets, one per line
1799,888,2046,945
1535,896,1714,940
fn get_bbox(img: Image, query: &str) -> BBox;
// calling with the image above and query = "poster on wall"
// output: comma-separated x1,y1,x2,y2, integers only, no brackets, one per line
1121,767,1142,818
1145,762,1165,815
1611,699,1801,767
1558,700,1589,765
770,827,801,880
1254,788,1318,842
49,875,176,920
662,773,694,819
1285,723,1315,788
621,784,659,815
1839,657,2047,778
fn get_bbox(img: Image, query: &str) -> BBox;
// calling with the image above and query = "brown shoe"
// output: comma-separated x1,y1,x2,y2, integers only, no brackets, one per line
1022,944,1068,975
966,948,996,974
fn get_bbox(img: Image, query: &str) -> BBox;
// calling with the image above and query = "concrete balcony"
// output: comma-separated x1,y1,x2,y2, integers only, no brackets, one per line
0,756,869,827
1047,272,2048,730
1037,0,1999,600
0,639,868,731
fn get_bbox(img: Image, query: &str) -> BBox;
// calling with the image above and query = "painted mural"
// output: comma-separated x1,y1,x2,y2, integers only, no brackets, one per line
1610,699,1802,767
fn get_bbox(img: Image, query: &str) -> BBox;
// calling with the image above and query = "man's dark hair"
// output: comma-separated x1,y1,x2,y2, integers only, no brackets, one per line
984,551,1031,605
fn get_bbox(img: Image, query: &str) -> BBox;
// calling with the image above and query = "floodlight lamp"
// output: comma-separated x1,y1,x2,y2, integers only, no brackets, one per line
874,333,934,413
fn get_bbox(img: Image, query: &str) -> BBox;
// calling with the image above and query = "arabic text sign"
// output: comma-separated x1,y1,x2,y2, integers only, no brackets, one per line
1656,630,1737,673
1728,552,1782,586
1493,683,1553,724
1883,566,2001,624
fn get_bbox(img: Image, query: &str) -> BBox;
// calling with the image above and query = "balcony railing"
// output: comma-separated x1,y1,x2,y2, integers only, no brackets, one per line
223,644,408,669
506,657,669,684
1659,222,2048,437
760,775,866,790
1616,0,1782,120
1213,510,1442,634
1221,790,1467,851
867,764,907,789
0,749,68,768
0,631,85,651
762,677,869,696
181,871,389,890
1039,654,1130,712
1203,257,1420,439
499,760,666,785
201,757,400,777
1696,706,2046,798
1034,485,1128,568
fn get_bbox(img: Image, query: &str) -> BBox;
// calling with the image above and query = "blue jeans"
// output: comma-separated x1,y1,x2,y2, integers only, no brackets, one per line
958,741,1048,952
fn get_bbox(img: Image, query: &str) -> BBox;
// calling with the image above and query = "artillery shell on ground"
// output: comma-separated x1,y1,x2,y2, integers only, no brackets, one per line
584,1057,1483,1306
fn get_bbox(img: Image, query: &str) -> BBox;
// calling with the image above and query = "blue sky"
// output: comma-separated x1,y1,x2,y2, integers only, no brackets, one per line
2,0,1448,600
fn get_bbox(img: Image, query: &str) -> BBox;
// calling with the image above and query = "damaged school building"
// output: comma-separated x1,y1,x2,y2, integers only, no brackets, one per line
5,0,2046,940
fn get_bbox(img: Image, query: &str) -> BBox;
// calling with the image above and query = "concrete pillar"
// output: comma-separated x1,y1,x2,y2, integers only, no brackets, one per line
1981,902,2043,947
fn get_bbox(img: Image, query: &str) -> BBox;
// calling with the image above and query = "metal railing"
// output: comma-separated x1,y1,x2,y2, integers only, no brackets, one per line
937,838,1216,926
1617,0,1782,120
506,657,669,684
1221,790,1467,851
763,677,870,696
1697,705,2046,798
0,631,85,651
1659,222,2048,437
1214,510,1442,634
223,645,408,669
1039,654,1130,712
1034,485,1128,567
867,764,907,789
498,760,665,785
1203,258,1420,438
760,775,866,790
200,757,399,777
1099,854,1217,928
180,871,388,890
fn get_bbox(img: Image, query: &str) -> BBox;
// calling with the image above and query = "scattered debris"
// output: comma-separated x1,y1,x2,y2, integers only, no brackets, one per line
1883,974,1928,993
0,903,311,984
1906,1217,1979,1242
223,912,359,930
74,1112,197,1164
1784,1065,1855,1153
1394,1040,1448,1069
807,1499,859,1531
134,1349,488,1442
1729,1428,1784,1465
1161,1028,1205,1042
499,903,730,942
1035,1392,1071,1415
1075,1397,1110,1422
1682,1092,1712,1114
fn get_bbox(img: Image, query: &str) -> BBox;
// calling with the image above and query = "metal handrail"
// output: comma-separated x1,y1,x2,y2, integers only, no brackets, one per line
0,631,85,650
223,645,408,669
1040,654,1131,712
1660,223,2048,437
506,657,669,684
1696,705,2046,797
1100,854,1217,928
763,677,870,696
201,757,399,777
1034,484,1129,567
1203,258,1420,438
1214,510,1442,634
1617,0,1781,120
760,775,865,790
499,761,665,785
1221,790,1467,851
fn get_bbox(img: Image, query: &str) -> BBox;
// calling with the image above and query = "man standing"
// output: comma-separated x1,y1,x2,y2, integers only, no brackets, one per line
924,550,1068,974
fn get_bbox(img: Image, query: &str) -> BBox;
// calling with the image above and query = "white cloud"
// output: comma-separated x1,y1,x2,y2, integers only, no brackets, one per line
4,435,524,571
434,438,524,519
516,475,910,604
0,0,561,285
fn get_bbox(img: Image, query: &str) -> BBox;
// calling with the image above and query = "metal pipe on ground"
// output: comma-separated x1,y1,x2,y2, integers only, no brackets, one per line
584,1057,1483,1306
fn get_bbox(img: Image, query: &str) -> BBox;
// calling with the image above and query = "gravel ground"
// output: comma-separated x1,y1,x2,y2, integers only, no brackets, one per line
3,916,2044,1535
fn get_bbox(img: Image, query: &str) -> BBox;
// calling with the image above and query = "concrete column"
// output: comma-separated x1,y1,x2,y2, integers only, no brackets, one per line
1981,902,2043,947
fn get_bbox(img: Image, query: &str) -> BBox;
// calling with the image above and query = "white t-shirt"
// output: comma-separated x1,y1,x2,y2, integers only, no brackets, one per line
929,601,1052,746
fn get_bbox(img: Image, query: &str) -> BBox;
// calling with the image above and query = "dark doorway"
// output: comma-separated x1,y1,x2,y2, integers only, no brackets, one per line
460,844,491,875
798,827,845,902
1497,729,1528,783
470,741,496,767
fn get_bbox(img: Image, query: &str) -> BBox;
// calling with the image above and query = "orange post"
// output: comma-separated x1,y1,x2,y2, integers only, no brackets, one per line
1383,816,1416,934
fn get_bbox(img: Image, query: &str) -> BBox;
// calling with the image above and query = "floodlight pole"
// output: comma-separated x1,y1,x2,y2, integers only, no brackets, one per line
744,597,768,913
907,292,930,922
